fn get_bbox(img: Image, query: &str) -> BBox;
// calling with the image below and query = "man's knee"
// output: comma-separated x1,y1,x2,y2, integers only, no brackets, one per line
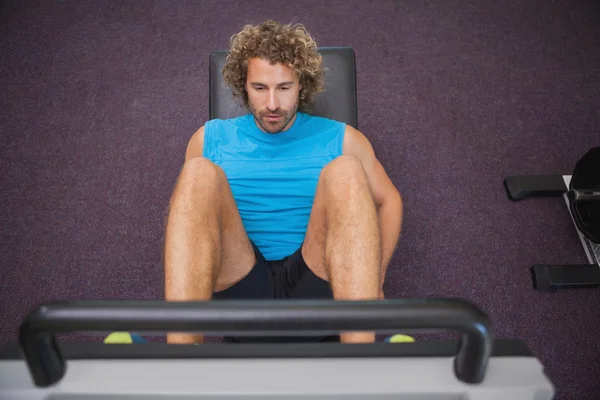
181,157,225,185
321,155,368,188
174,158,232,203
169,157,225,208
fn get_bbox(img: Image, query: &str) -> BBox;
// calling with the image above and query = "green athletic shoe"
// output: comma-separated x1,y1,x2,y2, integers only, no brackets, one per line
103,332,147,344
385,334,415,343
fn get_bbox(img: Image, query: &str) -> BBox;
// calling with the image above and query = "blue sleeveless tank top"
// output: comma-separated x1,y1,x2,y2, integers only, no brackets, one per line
203,111,346,260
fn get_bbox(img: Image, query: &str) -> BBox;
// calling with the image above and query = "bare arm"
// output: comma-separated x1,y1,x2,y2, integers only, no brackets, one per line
185,126,205,161
168,126,205,211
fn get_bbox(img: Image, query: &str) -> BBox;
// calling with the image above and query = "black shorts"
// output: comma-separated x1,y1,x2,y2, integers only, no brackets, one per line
212,241,339,343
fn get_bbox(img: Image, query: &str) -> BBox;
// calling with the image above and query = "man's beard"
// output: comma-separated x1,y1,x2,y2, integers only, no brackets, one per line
249,100,299,134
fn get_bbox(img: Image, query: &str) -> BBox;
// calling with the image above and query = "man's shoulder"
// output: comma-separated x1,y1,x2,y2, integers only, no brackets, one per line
341,124,376,159
202,114,254,141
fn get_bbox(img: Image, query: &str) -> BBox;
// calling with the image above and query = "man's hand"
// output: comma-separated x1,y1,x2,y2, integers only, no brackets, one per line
379,288,385,300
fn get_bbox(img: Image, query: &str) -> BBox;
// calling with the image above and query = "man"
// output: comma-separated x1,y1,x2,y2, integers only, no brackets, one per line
164,20,403,344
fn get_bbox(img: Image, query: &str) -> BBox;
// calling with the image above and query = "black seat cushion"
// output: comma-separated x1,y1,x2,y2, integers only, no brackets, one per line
209,46,358,129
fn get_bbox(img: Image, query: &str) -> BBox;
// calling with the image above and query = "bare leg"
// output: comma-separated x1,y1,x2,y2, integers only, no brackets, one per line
302,155,381,343
164,157,255,344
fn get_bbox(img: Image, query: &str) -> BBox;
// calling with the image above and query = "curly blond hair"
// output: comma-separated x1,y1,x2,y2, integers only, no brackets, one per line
222,20,325,112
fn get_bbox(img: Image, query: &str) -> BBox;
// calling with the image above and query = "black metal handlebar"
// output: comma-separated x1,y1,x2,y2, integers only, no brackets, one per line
19,298,492,387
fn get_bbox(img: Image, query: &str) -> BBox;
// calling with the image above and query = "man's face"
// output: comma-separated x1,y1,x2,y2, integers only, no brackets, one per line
245,57,302,134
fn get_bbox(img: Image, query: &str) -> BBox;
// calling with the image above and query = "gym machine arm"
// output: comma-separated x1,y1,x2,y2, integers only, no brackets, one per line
19,298,492,387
